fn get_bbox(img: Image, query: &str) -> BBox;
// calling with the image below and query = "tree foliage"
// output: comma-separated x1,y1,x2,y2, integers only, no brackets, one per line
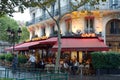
0,15,20,43
0,0,55,17
0,0,106,17
20,26,29,42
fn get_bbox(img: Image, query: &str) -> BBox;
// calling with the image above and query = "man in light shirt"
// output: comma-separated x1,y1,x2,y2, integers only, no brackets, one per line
28,54,36,68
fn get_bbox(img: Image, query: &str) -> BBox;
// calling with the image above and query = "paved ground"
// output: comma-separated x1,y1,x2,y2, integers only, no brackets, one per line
1,66,120,80
69,74,120,80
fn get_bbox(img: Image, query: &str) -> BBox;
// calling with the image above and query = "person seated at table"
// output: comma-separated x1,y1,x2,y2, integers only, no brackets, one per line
39,59,46,70
71,60,79,75
67,59,73,73
63,60,69,72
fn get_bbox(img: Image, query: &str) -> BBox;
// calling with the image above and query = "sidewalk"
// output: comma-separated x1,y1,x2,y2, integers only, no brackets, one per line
68,74,120,80
1,66,120,80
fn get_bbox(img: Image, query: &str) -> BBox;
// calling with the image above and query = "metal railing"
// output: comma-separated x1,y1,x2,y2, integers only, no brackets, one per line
1,67,120,80
26,5,71,26
26,1,120,26
0,68,68,80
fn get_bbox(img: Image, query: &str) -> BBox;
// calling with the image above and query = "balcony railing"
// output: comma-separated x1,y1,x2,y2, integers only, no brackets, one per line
26,5,71,26
26,2,120,26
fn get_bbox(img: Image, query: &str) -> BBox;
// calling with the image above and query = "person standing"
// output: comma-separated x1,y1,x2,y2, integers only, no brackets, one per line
28,54,36,68
12,54,18,73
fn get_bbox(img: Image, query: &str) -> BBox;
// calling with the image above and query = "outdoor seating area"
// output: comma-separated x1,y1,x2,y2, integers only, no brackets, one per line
0,52,95,76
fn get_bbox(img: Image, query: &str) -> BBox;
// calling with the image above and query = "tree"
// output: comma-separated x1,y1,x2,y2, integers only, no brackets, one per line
0,0,27,17
0,0,56,17
20,26,29,42
0,15,20,44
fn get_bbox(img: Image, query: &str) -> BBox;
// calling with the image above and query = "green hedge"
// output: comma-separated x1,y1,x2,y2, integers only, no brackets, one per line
91,52,120,69
18,54,27,64
5,53,14,62
0,54,5,60
1,53,27,64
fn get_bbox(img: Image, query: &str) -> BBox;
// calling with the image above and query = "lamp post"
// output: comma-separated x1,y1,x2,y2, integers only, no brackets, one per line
6,27,22,54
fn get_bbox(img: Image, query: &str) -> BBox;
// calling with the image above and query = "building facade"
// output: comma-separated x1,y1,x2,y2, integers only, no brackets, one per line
26,0,120,52
0,41,11,53
24,0,120,63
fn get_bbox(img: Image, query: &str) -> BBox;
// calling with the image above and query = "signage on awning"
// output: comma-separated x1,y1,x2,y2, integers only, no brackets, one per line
81,33,96,37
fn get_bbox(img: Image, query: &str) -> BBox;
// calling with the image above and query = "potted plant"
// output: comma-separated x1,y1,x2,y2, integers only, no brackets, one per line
5,53,14,67
0,54,5,60
18,54,27,67
0,53,5,65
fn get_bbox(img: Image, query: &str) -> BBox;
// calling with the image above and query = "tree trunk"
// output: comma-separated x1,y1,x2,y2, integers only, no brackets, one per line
55,0,61,72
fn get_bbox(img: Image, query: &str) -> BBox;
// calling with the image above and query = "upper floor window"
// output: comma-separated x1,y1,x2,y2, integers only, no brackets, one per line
109,0,119,9
32,13,35,23
51,25,55,34
31,31,35,39
51,2,55,16
110,19,120,34
42,8,46,18
85,16,94,33
42,27,46,36
50,24,57,36
66,20,71,33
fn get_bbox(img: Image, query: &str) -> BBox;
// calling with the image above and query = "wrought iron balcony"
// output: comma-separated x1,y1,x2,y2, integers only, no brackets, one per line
26,1,120,26
26,5,71,26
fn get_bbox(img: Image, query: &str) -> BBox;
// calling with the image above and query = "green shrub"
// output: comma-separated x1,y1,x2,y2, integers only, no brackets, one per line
18,54,27,64
91,52,120,69
106,52,120,69
5,53,14,62
91,52,104,69
0,54,5,60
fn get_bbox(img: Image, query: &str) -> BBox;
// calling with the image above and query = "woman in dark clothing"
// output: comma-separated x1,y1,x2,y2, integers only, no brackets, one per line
12,54,18,73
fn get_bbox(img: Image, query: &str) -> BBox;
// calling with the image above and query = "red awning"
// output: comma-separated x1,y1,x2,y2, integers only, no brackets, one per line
5,37,109,51
15,41,40,50
52,37,109,51
14,37,57,51
5,46,13,51
5,43,24,51
5,37,57,51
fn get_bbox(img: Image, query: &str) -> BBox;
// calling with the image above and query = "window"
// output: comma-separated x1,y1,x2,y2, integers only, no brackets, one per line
42,8,46,18
85,16,94,33
65,18,71,35
109,0,118,9
119,43,120,47
110,20,120,34
109,43,112,47
51,25,55,34
66,21,71,33
42,27,46,36
31,31,35,39
32,13,35,23
51,2,55,16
